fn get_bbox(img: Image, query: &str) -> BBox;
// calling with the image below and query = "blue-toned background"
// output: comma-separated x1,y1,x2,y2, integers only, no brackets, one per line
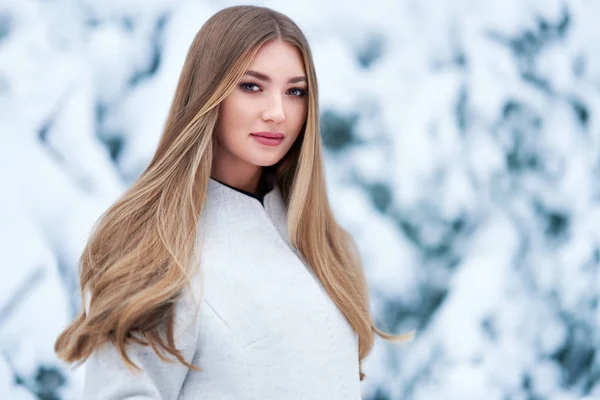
1,0,599,399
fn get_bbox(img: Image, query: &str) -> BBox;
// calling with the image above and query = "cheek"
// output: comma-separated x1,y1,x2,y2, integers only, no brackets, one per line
287,102,308,130
220,98,241,127
283,113,306,149
218,98,252,140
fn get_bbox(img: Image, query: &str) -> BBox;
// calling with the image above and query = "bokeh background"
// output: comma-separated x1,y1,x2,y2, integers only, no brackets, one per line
2,0,600,399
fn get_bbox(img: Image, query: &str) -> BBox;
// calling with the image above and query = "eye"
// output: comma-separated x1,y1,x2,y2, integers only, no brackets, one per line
288,87,308,97
239,82,261,92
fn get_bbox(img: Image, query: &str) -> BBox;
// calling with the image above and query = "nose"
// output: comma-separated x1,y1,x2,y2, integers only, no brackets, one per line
261,94,286,124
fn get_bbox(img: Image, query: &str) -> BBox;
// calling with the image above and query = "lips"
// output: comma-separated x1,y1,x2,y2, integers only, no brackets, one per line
250,131,284,139
250,131,284,147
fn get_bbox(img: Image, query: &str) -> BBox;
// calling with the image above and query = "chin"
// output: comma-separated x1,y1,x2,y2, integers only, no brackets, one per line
251,157,283,167
245,152,286,167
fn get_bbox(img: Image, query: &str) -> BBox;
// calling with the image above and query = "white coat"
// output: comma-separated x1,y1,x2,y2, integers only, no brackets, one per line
81,178,361,399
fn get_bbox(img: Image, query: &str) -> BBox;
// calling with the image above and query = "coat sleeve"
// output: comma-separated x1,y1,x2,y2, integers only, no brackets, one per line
81,285,203,400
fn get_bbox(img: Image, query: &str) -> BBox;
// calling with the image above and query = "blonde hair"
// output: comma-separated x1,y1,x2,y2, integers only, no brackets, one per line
54,5,413,381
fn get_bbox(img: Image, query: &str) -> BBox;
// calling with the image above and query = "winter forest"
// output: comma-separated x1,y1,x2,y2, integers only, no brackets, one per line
1,0,600,399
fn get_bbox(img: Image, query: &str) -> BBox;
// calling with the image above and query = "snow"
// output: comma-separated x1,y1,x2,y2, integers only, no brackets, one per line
1,0,599,398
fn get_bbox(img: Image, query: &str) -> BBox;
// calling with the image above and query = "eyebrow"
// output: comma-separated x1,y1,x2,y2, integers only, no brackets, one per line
244,70,307,84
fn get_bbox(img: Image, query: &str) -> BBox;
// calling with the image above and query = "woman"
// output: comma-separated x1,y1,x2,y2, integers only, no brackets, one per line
54,5,413,399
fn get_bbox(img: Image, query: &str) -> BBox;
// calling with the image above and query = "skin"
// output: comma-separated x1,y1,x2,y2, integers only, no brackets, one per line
211,39,309,195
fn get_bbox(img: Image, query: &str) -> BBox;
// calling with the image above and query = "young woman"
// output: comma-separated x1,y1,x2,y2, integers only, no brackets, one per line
54,5,413,399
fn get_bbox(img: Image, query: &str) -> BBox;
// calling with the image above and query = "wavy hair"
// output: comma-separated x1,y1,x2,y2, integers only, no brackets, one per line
54,4,413,381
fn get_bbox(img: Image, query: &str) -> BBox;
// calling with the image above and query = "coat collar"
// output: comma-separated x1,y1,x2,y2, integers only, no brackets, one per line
205,177,290,245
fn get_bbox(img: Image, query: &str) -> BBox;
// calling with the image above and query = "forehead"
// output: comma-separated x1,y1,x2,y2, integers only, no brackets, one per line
249,40,305,75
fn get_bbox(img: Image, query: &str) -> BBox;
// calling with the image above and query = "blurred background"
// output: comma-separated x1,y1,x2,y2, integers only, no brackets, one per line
1,0,599,399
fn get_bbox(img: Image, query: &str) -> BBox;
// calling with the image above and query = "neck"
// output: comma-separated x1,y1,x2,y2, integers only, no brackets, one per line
211,150,263,195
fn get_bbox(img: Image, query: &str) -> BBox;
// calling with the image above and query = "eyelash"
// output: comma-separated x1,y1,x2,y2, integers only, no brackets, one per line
239,82,308,97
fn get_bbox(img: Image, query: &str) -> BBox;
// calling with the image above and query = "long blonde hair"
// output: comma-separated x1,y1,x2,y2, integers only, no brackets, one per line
54,5,413,381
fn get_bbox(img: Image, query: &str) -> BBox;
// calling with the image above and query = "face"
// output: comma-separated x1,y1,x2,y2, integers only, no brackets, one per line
214,39,309,179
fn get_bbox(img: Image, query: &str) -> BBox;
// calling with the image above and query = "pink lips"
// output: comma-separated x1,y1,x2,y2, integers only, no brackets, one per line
250,131,284,146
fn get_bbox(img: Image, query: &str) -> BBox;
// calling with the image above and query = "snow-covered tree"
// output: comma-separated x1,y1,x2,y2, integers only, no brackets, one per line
1,0,598,398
